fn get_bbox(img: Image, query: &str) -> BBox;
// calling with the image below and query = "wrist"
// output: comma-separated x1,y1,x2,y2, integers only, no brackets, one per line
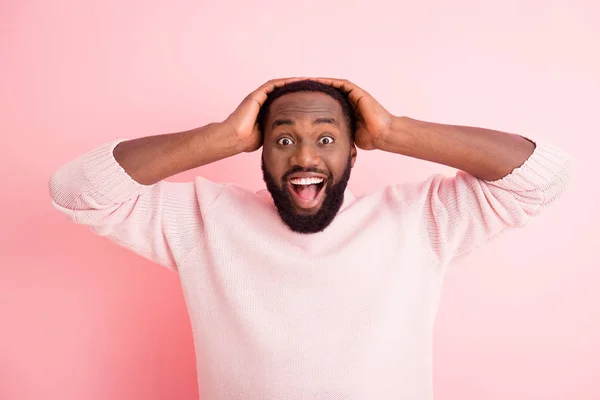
219,120,261,153
376,116,410,152
190,122,246,160
213,121,248,154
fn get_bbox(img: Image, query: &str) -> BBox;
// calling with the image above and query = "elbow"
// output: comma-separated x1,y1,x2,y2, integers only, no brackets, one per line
48,169,65,207
48,163,82,211
540,154,573,206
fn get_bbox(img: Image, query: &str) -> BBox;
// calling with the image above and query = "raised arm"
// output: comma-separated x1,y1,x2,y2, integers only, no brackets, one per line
49,78,304,270
376,117,536,181
113,77,306,184
315,77,572,264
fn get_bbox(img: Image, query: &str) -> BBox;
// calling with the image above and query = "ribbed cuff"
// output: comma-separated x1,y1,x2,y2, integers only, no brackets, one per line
488,138,573,191
79,139,153,204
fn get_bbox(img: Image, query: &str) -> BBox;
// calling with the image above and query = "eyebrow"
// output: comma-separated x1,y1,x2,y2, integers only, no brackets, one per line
271,117,339,129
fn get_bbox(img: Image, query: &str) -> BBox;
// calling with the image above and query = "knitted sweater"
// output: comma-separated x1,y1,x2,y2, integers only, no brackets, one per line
49,138,572,400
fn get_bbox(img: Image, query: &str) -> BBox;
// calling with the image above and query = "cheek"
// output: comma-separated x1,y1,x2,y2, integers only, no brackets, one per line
326,153,351,174
263,154,285,178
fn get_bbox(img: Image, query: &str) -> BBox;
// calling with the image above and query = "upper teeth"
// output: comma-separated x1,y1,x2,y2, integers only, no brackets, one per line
290,177,324,185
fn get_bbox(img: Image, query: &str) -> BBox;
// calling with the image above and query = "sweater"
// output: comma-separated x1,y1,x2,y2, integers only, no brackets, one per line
49,138,572,400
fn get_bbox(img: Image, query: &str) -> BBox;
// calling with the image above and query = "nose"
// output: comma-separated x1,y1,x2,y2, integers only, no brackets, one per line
290,142,321,169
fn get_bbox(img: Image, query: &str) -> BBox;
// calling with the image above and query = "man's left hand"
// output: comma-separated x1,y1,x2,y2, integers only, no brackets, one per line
310,78,394,150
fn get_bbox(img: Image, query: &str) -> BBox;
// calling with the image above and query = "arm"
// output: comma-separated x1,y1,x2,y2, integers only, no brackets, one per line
378,116,536,181
48,123,240,271
314,78,572,264
49,78,304,270
112,76,306,184
112,123,243,185
385,119,571,264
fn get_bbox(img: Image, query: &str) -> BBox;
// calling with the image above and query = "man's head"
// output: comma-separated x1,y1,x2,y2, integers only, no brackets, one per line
259,80,357,234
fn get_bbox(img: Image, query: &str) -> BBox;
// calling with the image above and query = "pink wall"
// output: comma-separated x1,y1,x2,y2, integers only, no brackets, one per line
1,0,598,399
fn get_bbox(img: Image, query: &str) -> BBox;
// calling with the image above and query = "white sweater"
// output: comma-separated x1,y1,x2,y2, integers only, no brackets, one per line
49,138,572,399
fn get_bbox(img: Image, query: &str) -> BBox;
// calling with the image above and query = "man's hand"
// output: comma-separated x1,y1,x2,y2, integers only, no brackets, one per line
314,77,538,181
225,77,305,152
311,78,394,150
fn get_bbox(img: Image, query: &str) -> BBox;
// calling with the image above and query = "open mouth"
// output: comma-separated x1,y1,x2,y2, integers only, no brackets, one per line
287,176,327,211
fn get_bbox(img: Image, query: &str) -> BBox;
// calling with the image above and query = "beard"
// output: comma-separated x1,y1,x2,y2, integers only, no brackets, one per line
261,156,353,234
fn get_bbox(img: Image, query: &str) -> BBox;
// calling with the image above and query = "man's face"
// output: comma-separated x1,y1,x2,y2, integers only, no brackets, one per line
261,91,357,234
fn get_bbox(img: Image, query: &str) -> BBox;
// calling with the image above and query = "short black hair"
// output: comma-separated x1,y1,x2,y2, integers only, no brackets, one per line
258,80,356,140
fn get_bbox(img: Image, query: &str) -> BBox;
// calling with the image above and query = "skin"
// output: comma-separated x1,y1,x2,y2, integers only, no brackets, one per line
113,77,535,232
311,77,535,181
263,92,356,183
113,78,306,185
261,92,357,215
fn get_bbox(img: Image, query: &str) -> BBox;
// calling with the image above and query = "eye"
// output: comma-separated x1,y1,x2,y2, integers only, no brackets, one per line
319,136,334,145
277,137,295,146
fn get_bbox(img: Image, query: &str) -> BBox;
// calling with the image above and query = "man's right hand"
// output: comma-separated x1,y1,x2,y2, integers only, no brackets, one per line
224,78,305,153
111,78,305,185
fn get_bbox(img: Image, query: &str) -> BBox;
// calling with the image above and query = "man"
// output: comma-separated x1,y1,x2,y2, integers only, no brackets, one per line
49,78,572,399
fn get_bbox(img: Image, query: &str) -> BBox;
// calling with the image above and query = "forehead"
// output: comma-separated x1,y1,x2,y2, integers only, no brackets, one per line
267,92,343,120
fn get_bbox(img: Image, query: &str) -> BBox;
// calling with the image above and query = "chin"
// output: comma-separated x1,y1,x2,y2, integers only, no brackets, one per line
293,204,323,216
261,156,353,234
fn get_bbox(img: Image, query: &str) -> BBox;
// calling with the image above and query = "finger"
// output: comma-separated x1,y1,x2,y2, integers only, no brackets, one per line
258,77,306,94
310,77,367,107
310,77,339,85
310,77,353,91
251,77,307,105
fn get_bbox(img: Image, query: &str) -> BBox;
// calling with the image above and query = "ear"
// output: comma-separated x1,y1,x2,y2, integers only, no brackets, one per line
350,143,357,168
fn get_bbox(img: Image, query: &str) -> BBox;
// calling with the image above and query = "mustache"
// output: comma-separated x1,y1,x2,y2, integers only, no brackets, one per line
282,166,331,181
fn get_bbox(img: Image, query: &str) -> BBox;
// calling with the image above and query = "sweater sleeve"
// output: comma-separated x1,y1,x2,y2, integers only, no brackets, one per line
392,139,573,266
48,140,224,271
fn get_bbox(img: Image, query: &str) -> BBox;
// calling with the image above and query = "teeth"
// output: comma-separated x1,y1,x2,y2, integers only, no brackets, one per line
290,177,324,185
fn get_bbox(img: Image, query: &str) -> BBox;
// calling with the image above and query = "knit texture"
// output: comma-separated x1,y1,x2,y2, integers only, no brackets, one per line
49,138,572,400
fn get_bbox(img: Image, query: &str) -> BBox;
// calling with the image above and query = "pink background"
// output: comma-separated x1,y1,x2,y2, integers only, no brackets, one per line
1,0,598,399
